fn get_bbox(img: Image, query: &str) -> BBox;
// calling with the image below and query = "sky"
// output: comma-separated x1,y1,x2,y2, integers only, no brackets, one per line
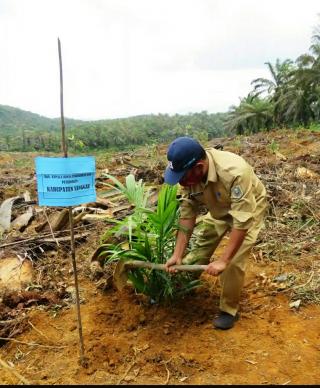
0,0,319,120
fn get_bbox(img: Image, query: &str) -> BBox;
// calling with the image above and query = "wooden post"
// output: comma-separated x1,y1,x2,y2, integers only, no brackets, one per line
58,37,87,367
58,38,67,159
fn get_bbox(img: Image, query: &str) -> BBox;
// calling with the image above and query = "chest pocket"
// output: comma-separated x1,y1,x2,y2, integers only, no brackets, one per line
212,181,230,206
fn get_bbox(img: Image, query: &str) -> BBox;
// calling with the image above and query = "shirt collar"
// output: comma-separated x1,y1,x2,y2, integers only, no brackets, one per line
205,149,217,184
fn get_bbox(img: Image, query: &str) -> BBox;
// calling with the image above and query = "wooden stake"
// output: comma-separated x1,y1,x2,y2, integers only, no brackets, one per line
58,37,87,367
58,38,67,158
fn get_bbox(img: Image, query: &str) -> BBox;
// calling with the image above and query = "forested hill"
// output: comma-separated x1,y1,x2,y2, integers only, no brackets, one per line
0,105,227,152
0,105,83,134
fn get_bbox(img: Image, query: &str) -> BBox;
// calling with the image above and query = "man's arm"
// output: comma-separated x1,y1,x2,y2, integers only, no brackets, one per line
205,228,247,276
165,217,196,273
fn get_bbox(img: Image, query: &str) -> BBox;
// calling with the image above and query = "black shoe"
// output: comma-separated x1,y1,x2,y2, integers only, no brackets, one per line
213,311,239,330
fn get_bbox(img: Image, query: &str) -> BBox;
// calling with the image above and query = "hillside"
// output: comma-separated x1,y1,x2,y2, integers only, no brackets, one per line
0,105,227,152
0,105,82,134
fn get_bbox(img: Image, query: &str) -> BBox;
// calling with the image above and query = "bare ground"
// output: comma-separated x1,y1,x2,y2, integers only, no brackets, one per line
0,129,319,385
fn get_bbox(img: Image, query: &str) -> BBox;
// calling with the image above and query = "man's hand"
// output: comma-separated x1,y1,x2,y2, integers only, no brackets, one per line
205,228,246,276
165,217,196,274
205,260,228,276
165,255,182,273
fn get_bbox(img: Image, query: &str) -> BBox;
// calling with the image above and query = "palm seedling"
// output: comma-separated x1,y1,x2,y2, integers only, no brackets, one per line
99,174,200,303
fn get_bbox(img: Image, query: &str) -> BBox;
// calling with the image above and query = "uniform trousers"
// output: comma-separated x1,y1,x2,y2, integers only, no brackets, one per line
182,204,266,316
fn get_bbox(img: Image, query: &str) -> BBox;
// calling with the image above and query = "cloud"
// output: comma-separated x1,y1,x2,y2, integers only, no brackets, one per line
0,0,319,119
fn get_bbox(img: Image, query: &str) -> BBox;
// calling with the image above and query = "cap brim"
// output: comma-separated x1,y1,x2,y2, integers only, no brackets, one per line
164,166,186,185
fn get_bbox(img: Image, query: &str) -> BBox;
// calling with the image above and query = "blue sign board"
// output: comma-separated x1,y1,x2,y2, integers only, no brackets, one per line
35,156,96,206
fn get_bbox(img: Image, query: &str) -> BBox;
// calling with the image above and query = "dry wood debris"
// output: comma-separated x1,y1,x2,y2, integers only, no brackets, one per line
0,130,319,347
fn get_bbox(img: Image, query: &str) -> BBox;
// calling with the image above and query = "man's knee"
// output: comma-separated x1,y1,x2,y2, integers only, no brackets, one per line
182,251,211,265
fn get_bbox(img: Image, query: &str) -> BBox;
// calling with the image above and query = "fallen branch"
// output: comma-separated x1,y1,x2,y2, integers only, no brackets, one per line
41,232,90,244
163,361,171,385
0,336,66,349
117,360,136,385
0,230,90,248
43,207,60,248
28,321,52,342
291,271,315,290
0,318,26,325
122,160,140,169
0,357,31,385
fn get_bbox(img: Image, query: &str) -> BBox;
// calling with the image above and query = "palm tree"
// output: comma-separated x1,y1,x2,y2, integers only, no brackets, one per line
278,27,320,126
251,59,295,97
225,94,274,135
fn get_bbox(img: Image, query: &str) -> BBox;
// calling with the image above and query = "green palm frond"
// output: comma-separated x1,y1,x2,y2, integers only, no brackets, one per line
99,177,199,303
102,173,150,209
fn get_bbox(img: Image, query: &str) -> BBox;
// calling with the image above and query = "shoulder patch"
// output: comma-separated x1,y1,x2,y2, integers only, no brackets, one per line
231,185,243,200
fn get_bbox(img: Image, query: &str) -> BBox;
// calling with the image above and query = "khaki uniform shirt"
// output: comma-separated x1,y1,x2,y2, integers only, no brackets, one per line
178,148,267,230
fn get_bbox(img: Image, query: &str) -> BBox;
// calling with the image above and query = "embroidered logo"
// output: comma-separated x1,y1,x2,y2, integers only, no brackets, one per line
168,161,174,170
231,185,243,199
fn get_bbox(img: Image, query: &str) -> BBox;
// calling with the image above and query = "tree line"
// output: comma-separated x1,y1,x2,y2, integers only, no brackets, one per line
226,21,320,134
0,110,226,152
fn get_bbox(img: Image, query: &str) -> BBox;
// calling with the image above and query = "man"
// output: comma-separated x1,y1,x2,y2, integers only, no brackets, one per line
164,136,267,330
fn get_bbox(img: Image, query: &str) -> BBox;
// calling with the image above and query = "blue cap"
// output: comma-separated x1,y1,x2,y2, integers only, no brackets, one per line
164,137,205,185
